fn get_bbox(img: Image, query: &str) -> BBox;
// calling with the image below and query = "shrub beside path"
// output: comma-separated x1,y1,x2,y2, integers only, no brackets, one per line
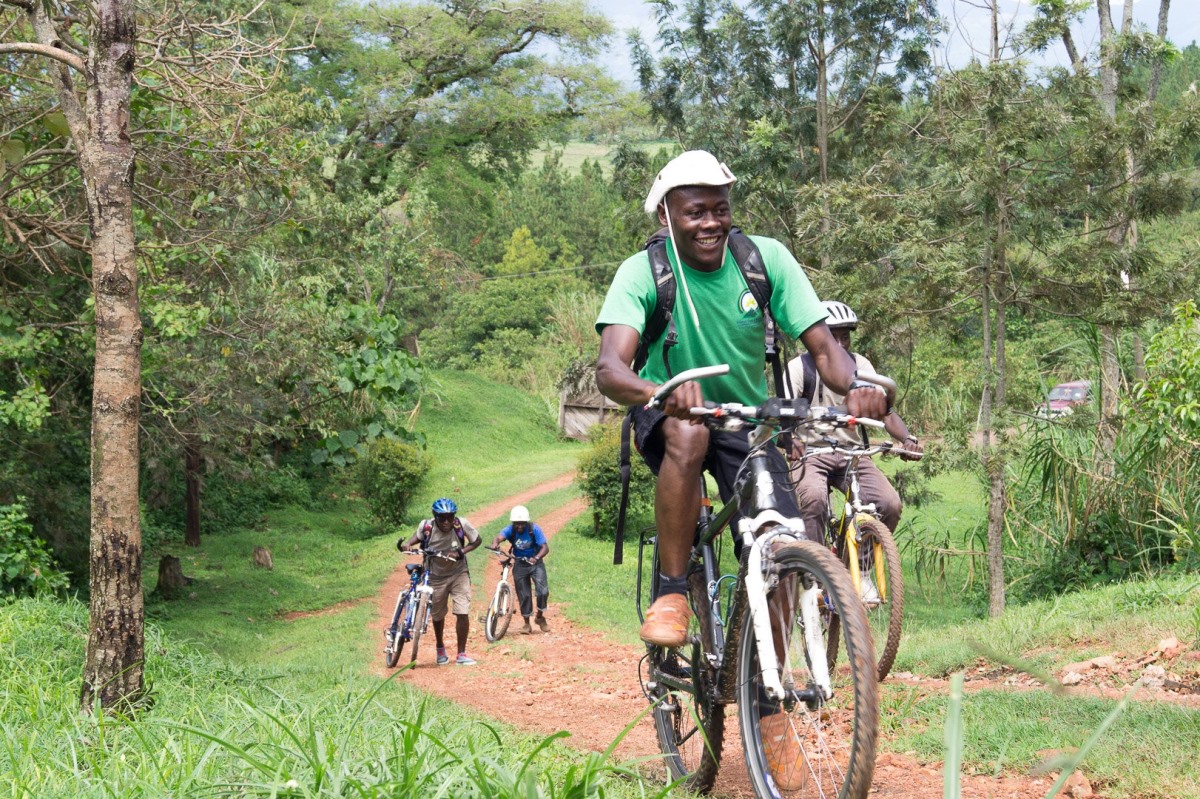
369,473,1068,798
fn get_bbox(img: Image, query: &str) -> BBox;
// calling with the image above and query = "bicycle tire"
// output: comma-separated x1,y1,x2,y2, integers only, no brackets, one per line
648,570,723,792
410,593,430,664
737,539,878,799
827,517,905,682
384,590,409,668
485,581,514,642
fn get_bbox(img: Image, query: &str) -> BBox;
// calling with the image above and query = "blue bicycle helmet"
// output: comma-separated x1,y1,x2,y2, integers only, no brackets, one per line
431,497,457,515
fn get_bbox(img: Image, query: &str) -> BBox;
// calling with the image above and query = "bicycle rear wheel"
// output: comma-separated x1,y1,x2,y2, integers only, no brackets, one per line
737,540,878,799
646,570,723,792
485,582,513,642
827,516,905,681
410,593,430,664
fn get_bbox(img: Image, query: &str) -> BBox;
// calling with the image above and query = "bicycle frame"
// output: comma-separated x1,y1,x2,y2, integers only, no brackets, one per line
390,562,434,641
811,441,906,604
644,415,827,705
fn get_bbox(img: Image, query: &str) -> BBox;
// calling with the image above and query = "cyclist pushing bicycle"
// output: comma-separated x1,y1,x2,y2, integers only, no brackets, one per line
399,498,482,666
489,505,551,634
595,150,889,793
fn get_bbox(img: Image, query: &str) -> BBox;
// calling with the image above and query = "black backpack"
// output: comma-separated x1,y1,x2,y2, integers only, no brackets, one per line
613,228,791,565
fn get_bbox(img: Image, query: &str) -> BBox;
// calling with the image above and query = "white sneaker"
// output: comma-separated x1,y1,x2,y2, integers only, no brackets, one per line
860,573,882,607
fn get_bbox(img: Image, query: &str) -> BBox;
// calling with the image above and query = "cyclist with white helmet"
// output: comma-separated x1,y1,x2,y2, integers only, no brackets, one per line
490,505,551,634
399,497,482,665
788,300,923,600
595,150,888,792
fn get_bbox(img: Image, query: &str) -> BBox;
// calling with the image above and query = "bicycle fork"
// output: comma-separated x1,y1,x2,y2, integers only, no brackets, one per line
742,523,833,705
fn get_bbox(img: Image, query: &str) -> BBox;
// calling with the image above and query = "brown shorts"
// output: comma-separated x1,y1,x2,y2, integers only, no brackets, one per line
430,569,472,620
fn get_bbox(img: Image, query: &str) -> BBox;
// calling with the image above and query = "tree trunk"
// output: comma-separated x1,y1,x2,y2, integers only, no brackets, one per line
813,3,831,270
1096,325,1121,477
80,0,144,714
253,546,274,570
154,555,187,598
1091,0,1136,483
184,436,202,547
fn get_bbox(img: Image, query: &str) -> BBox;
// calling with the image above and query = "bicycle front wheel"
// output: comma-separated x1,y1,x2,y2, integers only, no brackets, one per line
384,591,409,668
410,593,430,664
485,582,513,642
827,517,905,681
647,570,724,792
736,540,878,799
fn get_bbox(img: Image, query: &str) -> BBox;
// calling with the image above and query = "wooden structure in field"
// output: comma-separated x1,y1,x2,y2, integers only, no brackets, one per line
558,369,620,441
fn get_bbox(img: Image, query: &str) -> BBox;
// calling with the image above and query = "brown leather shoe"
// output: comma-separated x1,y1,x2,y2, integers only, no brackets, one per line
535,613,550,632
639,593,691,647
761,712,805,791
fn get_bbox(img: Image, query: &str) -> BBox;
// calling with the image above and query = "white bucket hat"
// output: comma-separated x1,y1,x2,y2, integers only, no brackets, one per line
643,150,737,215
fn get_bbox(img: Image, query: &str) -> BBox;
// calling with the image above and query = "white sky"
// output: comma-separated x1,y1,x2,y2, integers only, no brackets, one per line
595,0,1200,87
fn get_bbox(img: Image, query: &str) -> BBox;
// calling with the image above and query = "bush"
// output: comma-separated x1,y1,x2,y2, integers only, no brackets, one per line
359,438,431,527
0,499,69,598
576,418,655,538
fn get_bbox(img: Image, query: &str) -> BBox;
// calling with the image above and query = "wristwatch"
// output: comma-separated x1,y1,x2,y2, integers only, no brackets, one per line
904,435,919,444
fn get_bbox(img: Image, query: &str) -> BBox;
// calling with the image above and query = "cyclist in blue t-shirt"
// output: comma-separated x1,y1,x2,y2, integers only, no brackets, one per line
490,505,550,634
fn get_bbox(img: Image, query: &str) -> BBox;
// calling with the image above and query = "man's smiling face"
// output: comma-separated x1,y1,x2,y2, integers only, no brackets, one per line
659,185,732,271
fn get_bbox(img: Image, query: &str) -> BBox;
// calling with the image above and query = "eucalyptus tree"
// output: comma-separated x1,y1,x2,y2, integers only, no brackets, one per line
1028,0,1198,473
276,0,615,330
0,0,301,711
630,0,935,249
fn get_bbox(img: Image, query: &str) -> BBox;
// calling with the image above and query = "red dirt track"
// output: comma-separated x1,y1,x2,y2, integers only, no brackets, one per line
364,474,1104,798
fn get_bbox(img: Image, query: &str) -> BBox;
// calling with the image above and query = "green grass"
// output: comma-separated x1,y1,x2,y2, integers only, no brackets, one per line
885,684,1200,798
144,368,585,662
415,369,584,516
0,599,665,799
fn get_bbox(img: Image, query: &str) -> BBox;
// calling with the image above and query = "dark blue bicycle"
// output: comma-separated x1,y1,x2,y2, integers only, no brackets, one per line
384,548,450,668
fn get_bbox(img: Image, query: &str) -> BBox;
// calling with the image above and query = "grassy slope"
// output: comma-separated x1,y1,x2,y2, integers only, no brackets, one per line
15,366,1200,797
0,599,653,799
144,368,584,663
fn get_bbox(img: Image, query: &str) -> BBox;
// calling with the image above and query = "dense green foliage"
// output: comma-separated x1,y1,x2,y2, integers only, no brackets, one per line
575,420,656,539
0,501,68,598
359,439,432,527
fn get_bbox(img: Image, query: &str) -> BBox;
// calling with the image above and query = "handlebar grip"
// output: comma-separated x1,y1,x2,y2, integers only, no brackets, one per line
647,365,731,409
854,372,898,401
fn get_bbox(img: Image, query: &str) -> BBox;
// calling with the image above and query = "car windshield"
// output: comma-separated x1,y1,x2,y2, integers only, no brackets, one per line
1048,386,1087,401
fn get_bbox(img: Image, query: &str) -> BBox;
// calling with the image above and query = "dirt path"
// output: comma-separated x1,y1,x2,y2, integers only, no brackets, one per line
366,474,1116,798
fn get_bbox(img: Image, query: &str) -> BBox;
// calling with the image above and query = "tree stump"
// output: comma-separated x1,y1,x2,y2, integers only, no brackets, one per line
252,546,274,570
154,555,188,599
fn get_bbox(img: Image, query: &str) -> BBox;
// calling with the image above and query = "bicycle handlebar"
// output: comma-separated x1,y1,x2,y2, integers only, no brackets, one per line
800,439,923,461
485,546,537,565
401,548,459,561
645,364,731,409
687,397,887,431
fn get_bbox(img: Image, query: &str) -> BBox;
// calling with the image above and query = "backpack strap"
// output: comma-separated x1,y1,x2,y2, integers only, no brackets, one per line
636,230,678,376
613,409,633,565
420,518,465,547
797,352,817,403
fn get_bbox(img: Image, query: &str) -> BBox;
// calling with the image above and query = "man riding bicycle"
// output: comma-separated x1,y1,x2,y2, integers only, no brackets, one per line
399,497,482,666
595,151,887,786
596,151,889,784
490,505,551,634
787,300,922,601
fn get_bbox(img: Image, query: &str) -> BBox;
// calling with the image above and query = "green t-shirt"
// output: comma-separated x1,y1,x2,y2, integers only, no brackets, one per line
595,235,826,405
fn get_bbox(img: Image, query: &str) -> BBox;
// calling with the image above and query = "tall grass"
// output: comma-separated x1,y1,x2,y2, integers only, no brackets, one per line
1,597,669,799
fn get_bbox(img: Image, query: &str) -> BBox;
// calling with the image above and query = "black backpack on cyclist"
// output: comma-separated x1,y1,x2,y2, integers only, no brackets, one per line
613,228,792,565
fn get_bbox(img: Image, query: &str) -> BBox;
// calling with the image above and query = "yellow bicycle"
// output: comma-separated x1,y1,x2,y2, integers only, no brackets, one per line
801,438,919,682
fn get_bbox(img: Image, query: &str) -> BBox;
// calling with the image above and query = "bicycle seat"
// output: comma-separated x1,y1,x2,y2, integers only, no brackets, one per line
405,563,422,574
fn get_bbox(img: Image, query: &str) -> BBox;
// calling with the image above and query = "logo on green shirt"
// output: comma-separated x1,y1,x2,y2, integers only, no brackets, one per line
738,290,759,315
